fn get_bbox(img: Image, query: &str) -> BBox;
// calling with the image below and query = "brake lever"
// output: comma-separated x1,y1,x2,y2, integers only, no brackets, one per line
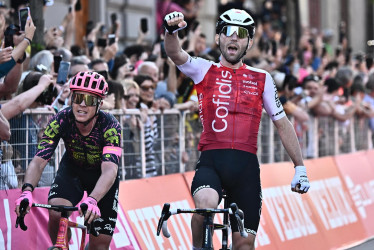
157,203,171,236
15,198,29,231
80,203,100,237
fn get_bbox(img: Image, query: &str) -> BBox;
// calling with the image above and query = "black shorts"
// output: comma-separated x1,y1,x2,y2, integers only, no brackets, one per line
190,149,262,236
48,158,119,236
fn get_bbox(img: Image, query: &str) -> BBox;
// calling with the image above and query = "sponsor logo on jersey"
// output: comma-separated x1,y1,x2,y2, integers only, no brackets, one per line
272,110,284,117
272,79,282,108
243,73,255,79
244,90,258,95
212,70,232,132
198,93,205,132
243,80,257,86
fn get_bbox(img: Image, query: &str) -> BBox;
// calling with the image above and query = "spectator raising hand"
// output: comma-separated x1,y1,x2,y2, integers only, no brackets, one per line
0,46,13,64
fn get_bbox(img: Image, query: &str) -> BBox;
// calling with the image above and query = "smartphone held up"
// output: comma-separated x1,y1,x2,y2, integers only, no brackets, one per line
108,34,116,45
56,61,71,85
140,18,148,33
19,7,30,31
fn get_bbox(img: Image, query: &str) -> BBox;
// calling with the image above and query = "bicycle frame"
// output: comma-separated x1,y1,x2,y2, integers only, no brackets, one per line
50,205,87,250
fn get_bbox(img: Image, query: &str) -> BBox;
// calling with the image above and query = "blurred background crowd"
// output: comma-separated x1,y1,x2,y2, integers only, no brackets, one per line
1,0,374,190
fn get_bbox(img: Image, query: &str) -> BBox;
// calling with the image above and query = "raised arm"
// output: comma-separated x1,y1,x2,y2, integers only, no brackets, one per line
163,12,189,66
0,110,11,141
2,74,53,120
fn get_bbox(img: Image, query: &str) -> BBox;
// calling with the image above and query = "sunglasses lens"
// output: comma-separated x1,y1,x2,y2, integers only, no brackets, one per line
72,93,98,106
141,86,154,91
222,26,249,39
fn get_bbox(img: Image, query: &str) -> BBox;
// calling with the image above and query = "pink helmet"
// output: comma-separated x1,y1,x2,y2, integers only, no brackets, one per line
69,71,108,98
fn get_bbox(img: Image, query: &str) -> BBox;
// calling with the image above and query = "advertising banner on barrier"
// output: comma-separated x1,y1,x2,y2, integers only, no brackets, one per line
0,187,139,250
118,173,201,250
334,151,374,238
302,157,367,248
260,161,328,249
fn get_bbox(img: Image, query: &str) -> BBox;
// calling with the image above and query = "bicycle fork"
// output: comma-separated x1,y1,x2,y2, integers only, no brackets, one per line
202,215,214,250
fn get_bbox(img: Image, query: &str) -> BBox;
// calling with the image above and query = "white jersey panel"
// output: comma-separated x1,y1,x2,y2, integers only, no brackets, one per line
177,56,213,84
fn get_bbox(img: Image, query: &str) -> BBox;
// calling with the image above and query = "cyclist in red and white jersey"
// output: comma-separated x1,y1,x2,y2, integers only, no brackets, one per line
15,71,122,249
164,9,310,250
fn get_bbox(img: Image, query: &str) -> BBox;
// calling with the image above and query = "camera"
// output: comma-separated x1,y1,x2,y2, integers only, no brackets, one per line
3,24,21,48
39,84,58,105
23,72,58,105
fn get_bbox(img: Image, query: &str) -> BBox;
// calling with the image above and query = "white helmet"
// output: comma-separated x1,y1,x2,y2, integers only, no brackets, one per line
216,9,255,38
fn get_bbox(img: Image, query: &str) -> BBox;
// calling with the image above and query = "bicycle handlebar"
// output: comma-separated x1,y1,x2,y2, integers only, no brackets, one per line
156,202,248,239
80,203,99,237
230,203,248,238
15,199,99,237
157,203,171,237
15,198,29,231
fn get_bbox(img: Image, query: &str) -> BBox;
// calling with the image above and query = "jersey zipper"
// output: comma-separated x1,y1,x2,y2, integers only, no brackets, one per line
232,69,238,149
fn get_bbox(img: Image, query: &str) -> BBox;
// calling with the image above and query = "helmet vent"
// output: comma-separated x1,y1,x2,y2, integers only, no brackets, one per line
223,14,231,21
91,81,97,89
76,78,82,86
84,78,90,88
99,81,104,90
244,18,251,23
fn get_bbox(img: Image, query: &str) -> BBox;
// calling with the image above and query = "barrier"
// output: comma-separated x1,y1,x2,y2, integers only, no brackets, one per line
334,151,374,239
2,150,374,249
5,109,373,190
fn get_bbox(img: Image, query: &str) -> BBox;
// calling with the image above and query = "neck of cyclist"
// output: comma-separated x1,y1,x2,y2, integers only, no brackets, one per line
76,114,98,135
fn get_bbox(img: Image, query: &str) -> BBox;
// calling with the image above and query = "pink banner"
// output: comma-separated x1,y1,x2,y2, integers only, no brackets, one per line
334,151,374,238
0,187,139,250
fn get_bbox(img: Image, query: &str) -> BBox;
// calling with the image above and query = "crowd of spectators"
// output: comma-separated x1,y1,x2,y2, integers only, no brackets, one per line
1,0,374,190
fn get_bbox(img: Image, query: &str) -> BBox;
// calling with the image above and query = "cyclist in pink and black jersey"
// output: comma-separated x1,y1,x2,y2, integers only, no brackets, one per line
164,9,310,250
15,71,122,249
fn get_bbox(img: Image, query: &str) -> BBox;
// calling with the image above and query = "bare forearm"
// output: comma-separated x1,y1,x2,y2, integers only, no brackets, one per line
89,164,118,202
2,64,22,95
0,111,11,140
274,117,304,166
167,63,177,93
24,156,48,188
63,12,75,49
2,84,48,120
164,32,189,65
12,39,29,62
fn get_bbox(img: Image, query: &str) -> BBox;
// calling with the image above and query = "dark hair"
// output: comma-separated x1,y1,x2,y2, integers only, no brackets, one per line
133,74,154,86
324,78,340,93
23,71,57,105
366,56,373,69
123,44,145,59
70,45,85,56
107,80,125,109
134,74,154,108
302,74,320,85
351,82,365,95
90,59,107,69
110,54,128,80
324,61,339,71
283,74,298,91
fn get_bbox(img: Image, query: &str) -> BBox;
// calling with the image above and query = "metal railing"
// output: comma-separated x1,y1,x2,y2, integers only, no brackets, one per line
1,108,372,190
